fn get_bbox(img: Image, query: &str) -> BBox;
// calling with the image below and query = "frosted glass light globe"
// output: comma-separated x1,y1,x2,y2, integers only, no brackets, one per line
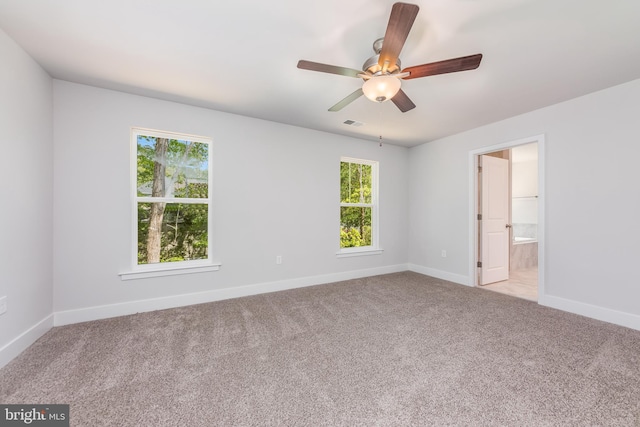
362,75,401,103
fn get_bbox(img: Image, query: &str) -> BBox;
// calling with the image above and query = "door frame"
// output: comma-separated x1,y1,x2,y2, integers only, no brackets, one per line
468,134,546,301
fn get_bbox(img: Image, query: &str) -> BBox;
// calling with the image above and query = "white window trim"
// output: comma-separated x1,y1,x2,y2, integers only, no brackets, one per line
119,127,220,280
119,261,220,281
336,248,384,258
337,157,381,257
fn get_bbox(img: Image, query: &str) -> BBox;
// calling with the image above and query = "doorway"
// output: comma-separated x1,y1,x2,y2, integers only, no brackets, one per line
469,135,545,302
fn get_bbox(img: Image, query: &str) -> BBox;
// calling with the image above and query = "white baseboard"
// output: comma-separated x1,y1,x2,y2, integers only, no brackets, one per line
54,264,409,326
0,314,53,369
540,294,640,331
408,264,470,286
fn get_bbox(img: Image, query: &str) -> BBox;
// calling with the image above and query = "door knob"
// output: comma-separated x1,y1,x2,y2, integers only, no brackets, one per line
505,224,512,228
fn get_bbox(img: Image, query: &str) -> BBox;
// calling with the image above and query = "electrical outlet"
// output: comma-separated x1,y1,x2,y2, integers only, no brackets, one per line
276,255,282,265
0,296,6,316
441,250,447,258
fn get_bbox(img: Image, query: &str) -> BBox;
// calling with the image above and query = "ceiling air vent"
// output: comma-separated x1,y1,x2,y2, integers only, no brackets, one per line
343,120,364,127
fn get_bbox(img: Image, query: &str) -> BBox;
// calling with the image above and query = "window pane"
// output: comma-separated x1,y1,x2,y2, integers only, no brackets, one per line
137,135,209,198
340,162,372,204
340,162,350,203
137,202,208,264
340,206,372,248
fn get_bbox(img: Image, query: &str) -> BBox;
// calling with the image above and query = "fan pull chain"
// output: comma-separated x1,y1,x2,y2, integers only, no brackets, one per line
378,103,383,147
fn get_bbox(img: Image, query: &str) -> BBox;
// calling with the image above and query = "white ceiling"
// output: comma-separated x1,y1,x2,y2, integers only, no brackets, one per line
1,0,640,147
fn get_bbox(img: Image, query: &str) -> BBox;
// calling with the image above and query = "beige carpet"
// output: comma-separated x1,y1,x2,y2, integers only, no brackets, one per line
1,272,639,426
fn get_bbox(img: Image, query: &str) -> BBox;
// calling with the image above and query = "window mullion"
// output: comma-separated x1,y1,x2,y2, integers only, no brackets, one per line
340,203,373,208
136,197,209,204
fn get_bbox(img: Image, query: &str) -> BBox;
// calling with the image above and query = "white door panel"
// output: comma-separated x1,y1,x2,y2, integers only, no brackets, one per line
480,155,509,285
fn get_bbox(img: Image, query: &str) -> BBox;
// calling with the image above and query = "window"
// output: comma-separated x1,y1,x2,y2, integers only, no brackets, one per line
126,128,217,277
338,157,381,256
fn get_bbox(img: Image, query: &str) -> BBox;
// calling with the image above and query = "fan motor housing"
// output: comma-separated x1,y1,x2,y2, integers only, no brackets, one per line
363,55,401,75
363,38,401,75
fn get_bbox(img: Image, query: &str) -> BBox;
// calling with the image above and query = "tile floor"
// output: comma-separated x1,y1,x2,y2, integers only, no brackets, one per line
481,267,538,301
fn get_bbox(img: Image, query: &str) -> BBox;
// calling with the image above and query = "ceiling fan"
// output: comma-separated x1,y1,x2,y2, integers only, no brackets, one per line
297,2,483,113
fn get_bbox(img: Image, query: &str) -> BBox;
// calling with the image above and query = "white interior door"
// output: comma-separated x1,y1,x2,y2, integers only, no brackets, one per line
480,155,510,285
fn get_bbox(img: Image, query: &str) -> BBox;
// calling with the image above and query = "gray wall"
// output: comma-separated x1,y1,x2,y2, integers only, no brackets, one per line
0,28,53,365
52,81,409,319
408,78,640,327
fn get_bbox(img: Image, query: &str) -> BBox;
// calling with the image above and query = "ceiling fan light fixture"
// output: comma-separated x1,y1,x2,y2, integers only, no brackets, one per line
362,75,401,103
297,3,481,113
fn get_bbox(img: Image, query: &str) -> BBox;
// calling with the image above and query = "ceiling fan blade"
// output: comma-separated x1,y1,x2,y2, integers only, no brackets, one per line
378,3,420,71
391,89,416,112
297,60,362,78
402,54,483,80
329,89,364,112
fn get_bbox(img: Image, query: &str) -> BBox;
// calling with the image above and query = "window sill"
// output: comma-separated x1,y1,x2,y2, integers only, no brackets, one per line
119,263,221,281
336,248,384,258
